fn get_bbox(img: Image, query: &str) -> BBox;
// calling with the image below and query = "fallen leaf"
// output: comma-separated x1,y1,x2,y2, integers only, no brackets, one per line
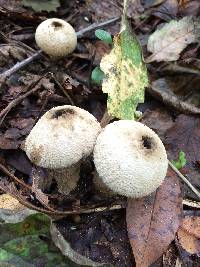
126,168,182,267
51,222,111,267
153,0,178,21
149,77,200,115
177,216,200,254
144,0,166,9
9,118,34,130
147,16,196,62
22,0,60,12
141,108,173,140
0,44,29,68
0,194,24,210
165,114,200,199
0,135,20,149
93,41,111,65
0,211,70,266
4,128,21,139
0,207,35,224
100,3,148,119
179,0,200,17
6,150,32,176
86,0,121,35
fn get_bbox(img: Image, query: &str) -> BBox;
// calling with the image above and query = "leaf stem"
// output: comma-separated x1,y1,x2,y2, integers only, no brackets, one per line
168,160,200,200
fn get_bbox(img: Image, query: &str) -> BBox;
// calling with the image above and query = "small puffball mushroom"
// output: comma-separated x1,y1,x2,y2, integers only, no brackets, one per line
93,120,168,198
24,105,101,194
35,18,77,58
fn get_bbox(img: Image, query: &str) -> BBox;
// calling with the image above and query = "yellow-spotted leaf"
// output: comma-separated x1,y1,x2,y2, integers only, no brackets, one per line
100,1,148,120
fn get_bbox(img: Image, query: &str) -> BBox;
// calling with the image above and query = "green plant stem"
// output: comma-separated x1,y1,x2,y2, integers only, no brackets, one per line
168,160,200,200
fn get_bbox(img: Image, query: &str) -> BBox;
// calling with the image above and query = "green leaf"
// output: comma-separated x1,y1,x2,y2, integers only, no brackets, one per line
100,0,148,119
0,212,75,266
95,30,113,45
172,151,187,170
91,66,105,85
22,0,60,12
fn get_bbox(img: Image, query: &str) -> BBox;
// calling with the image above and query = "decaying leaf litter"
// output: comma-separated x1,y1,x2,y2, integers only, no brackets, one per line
0,0,199,266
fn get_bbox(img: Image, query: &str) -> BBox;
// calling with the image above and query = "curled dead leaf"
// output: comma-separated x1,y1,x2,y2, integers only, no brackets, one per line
177,216,200,254
126,168,182,267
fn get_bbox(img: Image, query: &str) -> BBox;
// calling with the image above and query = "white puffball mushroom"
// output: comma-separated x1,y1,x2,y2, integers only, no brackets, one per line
35,18,77,58
24,105,101,194
93,120,168,198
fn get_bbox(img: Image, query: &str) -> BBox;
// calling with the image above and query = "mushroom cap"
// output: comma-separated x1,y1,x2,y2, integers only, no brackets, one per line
35,18,77,57
25,105,101,169
93,120,168,198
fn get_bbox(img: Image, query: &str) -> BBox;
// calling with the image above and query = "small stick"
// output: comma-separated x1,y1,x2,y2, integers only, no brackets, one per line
0,74,49,126
0,163,31,190
182,199,200,209
168,160,200,200
0,180,124,216
0,50,43,82
0,17,120,83
76,16,120,38
50,74,74,105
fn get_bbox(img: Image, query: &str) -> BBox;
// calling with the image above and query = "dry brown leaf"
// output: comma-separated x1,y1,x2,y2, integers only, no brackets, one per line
146,16,196,62
0,193,24,210
177,216,200,254
141,108,173,140
126,168,182,267
153,0,178,21
0,135,21,149
165,114,200,199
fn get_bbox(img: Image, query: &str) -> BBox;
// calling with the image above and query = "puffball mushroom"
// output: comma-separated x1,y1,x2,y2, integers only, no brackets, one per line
24,105,101,195
35,18,77,58
93,120,168,198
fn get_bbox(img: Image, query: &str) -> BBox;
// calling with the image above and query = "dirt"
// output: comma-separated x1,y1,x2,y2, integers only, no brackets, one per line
56,209,135,267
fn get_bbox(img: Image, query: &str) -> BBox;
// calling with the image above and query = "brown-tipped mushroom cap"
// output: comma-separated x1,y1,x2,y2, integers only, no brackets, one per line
25,105,101,169
35,18,77,57
93,120,168,198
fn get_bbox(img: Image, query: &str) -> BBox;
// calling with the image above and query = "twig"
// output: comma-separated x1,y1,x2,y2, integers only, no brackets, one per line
0,163,31,190
182,199,200,209
0,74,49,126
168,160,200,200
0,17,120,83
76,16,120,38
0,50,43,82
0,180,124,216
50,74,74,105
34,89,53,125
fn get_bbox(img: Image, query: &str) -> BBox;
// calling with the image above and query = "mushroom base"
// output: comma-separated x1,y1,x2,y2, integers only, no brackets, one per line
36,164,80,195
48,162,81,195
93,170,116,197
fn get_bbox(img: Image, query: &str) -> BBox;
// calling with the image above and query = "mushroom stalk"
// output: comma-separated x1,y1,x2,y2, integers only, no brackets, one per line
93,170,116,196
48,162,81,195
24,105,101,195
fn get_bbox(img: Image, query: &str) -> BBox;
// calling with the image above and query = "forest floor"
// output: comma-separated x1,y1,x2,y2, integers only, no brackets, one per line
0,0,200,266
